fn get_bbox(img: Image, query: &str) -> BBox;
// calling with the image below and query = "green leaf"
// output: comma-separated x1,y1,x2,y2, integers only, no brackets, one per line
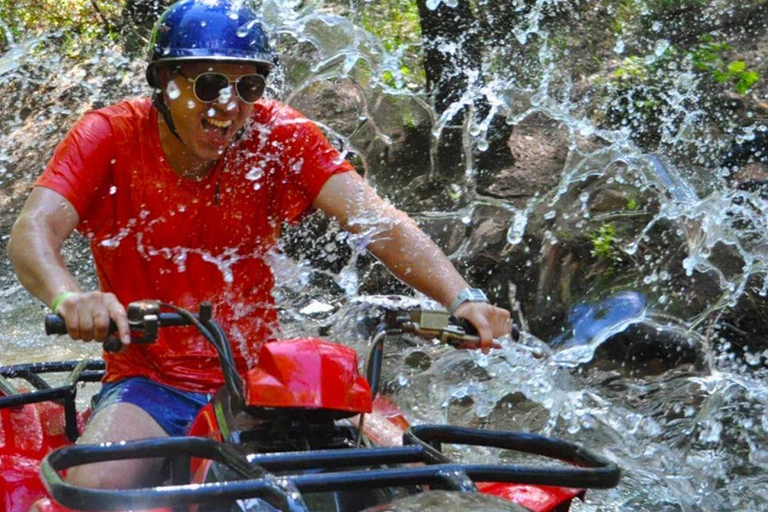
735,71,759,94
728,61,746,73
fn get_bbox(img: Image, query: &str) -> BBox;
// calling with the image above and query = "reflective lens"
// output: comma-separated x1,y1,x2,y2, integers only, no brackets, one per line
182,72,266,104
235,74,267,103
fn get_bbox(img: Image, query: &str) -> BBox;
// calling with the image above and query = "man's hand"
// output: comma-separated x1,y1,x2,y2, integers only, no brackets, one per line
54,291,131,347
453,302,513,354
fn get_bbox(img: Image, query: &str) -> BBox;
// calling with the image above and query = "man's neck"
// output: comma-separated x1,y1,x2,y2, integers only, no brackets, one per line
157,115,217,180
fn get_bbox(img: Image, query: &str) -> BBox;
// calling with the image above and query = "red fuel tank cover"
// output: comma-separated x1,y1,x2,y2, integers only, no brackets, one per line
244,338,372,417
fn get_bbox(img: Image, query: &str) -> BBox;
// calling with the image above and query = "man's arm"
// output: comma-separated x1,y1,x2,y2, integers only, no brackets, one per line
7,187,130,344
314,171,511,352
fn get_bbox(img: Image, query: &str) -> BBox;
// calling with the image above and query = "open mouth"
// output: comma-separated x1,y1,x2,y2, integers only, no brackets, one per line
201,118,233,142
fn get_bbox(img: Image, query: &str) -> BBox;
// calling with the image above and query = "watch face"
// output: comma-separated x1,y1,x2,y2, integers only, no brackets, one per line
467,289,488,301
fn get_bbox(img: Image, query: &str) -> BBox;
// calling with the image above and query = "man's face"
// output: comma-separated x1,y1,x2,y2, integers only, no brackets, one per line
160,61,261,165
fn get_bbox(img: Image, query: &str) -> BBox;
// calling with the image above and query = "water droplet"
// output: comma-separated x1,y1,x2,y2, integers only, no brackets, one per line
166,80,181,100
653,39,670,57
109,186,117,195
247,167,264,181
237,19,258,38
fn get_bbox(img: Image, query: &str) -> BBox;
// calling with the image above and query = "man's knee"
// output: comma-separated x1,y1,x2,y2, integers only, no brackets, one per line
66,459,164,489
68,402,168,489
29,497,71,512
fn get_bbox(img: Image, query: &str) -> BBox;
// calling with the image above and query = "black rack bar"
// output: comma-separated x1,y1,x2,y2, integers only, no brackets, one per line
249,445,433,470
0,359,105,378
41,425,621,511
0,359,106,442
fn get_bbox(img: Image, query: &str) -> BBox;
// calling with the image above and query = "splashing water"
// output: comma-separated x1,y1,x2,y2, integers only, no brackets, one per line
2,1,768,510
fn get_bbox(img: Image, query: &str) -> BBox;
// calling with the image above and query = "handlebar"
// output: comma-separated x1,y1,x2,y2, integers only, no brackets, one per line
45,300,246,409
45,300,521,411
392,309,520,347
44,300,212,353
45,300,520,352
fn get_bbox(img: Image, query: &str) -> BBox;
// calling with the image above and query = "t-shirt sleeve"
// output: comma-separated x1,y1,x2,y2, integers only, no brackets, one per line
276,116,355,224
36,111,116,222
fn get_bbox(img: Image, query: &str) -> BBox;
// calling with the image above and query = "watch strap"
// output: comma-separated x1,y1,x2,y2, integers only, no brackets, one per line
449,288,489,315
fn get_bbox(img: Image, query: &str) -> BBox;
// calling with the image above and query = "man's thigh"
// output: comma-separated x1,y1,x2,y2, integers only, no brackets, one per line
68,401,168,489
66,377,210,489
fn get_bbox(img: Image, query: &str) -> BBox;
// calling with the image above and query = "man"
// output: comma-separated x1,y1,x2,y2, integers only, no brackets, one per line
7,0,512,496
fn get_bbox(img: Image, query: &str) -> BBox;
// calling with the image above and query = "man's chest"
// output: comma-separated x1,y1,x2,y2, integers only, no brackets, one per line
92,162,283,257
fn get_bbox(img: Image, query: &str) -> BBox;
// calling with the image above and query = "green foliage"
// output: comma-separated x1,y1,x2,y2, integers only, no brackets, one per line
691,36,759,94
354,0,425,88
602,31,760,147
357,0,420,53
645,0,707,14
604,48,677,145
0,0,120,53
591,223,621,262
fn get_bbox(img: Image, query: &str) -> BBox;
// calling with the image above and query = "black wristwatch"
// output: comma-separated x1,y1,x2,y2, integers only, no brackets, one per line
449,288,489,315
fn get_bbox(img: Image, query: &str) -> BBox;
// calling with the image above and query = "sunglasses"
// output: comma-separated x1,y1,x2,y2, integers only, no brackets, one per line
176,71,266,104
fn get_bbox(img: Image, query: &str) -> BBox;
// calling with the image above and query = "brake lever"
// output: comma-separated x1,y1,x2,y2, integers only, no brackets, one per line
400,310,480,348
401,309,522,349
45,300,162,353
101,301,162,352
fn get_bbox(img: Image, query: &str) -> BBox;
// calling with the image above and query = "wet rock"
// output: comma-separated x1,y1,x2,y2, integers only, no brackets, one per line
288,79,365,140
463,205,514,262
591,319,708,376
487,392,549,433
446,395,486,429
431,351,491,385
414,214,468,258
362,490,528,512
403,350,431,372
482,113,569,205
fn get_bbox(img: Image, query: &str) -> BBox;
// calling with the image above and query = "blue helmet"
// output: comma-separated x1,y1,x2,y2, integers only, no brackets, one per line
146,0,277,88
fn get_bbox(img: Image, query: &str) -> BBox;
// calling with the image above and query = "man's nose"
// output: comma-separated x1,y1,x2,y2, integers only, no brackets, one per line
217,84,236,104
218,85,243,113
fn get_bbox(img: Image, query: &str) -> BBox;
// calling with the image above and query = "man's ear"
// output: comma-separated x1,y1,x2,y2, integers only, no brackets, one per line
156,66,173,88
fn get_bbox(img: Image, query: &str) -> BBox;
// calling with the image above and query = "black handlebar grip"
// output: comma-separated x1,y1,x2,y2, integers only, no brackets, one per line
450,315,521,341
511,323,520,341
45,314,123,352
102,338,123,353
451,316,478,336
45,314,68,335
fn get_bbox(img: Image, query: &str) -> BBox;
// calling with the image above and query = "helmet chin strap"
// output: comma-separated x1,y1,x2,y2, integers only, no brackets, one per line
153,91,186,146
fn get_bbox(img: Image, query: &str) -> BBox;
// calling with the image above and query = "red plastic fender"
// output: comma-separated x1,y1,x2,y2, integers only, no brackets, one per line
244,339,372,416
0,398,87,512
30,497,174,512
186,402,220,478
362,397,584,512
477,482,584,512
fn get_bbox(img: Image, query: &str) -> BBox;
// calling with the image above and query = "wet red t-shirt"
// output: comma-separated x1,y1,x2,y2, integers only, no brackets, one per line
36,98,353,393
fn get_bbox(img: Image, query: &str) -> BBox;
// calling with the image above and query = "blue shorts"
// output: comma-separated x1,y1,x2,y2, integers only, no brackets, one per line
90,377,211,436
